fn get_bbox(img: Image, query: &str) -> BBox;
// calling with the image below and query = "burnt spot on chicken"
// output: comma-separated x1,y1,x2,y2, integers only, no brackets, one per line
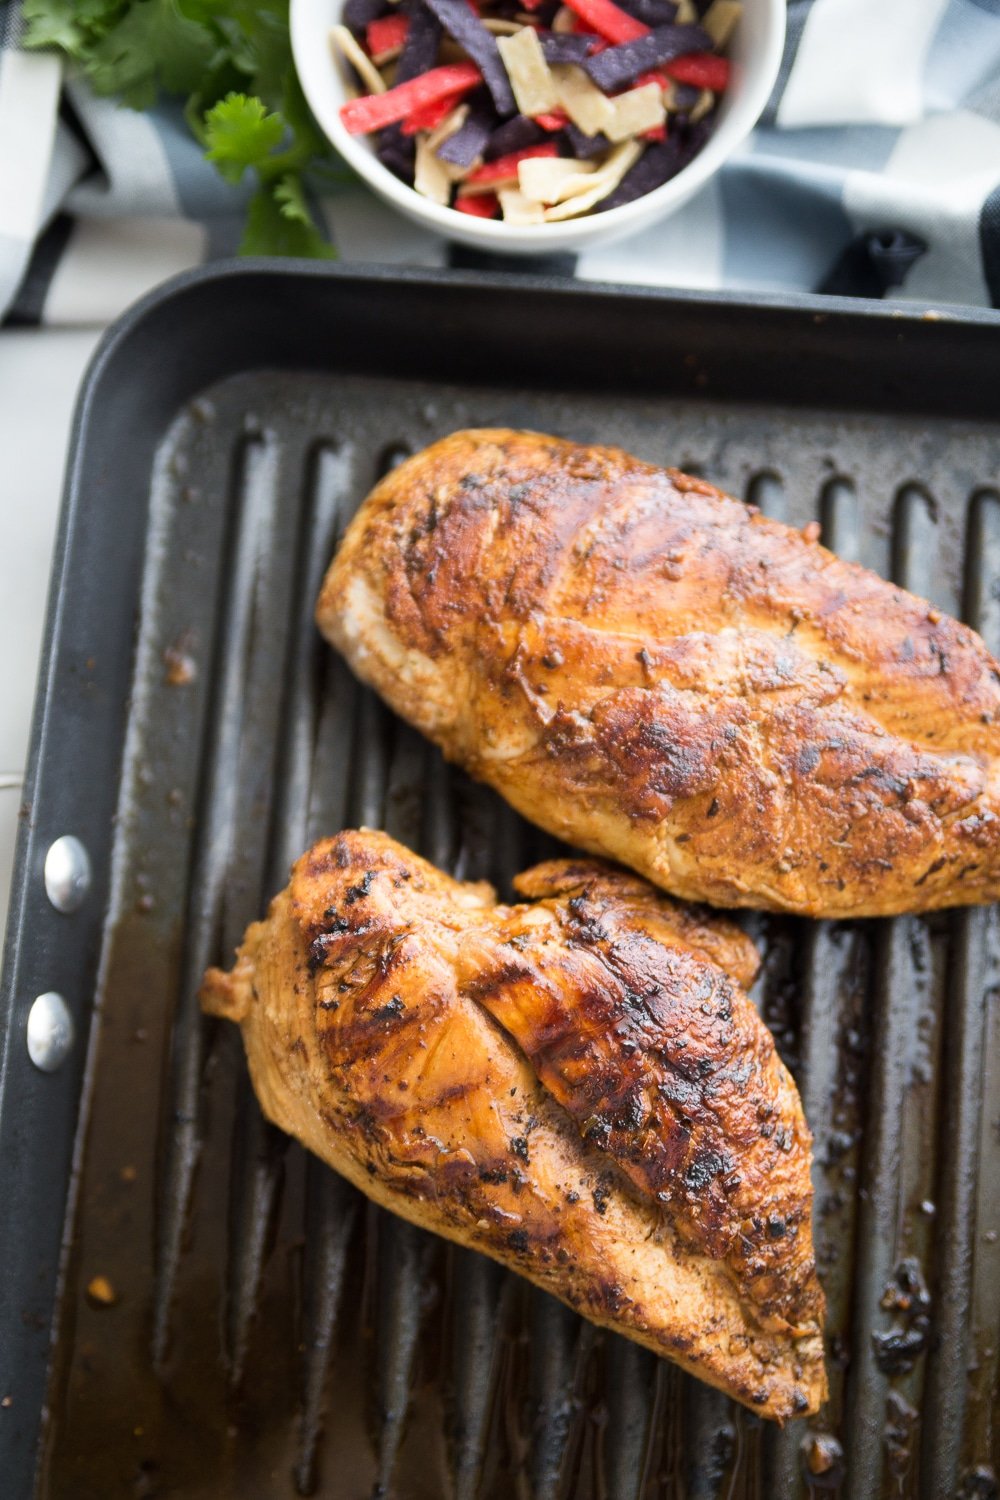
609,1086,647,1132
592,1172,615,1216
369,994,406,1021
308,918,351,972
464,956,535,1003
684,1147,733,1192
344,871,376,903
597,1280,627,1314
914,855,948,887
306,841,354,876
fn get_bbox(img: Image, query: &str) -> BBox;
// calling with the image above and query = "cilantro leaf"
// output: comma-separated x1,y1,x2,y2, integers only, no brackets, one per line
20,0,342,260
204,92,286,182
209,5,292,104
278,68,329,166
85,0,217,110
240,179,335,258
22,0,123,56
273,173,311,224
22,4,87,55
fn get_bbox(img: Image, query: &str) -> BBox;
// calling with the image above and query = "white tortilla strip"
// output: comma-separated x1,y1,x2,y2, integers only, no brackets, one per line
518,156,597,204
329,25,387,96
497,28,559,116
415,137,453,205
690,87,715,123
605,82,665,143
702,0,742,47
675,0,698,20
552,5,576,31
427,102,469,151
482,17,533,33
543,138,640,219
427,104,473,181
551,64,615,137
499,188,546,224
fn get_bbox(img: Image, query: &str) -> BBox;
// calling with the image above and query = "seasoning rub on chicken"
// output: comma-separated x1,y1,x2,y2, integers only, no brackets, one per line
317,429,1000,918
201,830,826,1420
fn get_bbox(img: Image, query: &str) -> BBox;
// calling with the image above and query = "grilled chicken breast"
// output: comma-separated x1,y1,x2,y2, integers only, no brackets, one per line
201,830,826,1420
317,429,1000,917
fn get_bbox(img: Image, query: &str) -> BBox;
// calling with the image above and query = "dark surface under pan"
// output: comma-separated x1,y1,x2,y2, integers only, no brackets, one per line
2,263,1000,1500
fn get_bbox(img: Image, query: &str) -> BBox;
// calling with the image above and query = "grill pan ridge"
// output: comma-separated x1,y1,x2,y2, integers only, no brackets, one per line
1,264,999,1500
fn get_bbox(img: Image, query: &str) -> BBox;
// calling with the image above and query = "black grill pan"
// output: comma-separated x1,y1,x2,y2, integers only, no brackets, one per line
2,263,1000,1500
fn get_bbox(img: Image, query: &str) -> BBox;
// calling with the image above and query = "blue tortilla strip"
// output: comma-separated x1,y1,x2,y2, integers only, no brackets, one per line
669,80,701,110
673,91,718,131
583,22,712,91
483,114,546,158
597,136,683,209
421,0,517,113
539,32,595,64
679,116,713,153
394,0,445,82
376,123,417,182
617,0,679,24
343,0,390,36
563,121,611,158
674,103,716,130
437,90,496,165
598,115,712,211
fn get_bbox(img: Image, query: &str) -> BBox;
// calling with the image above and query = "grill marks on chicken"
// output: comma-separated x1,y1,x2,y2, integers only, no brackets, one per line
316,429,1000,917
461,864,821,1335
200,831,826,1420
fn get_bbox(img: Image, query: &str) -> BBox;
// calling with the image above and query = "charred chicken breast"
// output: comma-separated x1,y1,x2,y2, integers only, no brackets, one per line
201,830,826,1420
316,429,1000,917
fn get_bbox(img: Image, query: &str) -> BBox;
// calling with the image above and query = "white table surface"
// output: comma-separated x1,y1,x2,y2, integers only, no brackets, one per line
0,328,102,937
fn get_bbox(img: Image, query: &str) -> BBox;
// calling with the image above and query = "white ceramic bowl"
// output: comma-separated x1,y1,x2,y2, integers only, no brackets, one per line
291,0,785,254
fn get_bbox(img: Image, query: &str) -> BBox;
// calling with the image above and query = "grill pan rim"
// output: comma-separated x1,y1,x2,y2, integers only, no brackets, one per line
2,261,1000,1498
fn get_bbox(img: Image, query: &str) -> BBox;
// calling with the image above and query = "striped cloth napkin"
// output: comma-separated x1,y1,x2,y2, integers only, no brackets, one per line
2,0,1000,325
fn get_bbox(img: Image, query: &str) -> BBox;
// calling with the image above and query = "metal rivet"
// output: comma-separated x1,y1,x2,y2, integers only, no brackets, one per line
44,835,91,913
27,992,74,1072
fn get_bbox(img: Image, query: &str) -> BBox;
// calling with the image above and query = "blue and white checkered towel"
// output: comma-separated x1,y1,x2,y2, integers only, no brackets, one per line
2,0,1000,323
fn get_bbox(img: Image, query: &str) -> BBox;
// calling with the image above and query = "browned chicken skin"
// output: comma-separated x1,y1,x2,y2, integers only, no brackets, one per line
201,830,826,1420
316,429,1000,917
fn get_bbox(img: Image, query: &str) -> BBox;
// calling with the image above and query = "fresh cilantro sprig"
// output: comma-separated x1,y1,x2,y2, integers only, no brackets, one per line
22,0,345,257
